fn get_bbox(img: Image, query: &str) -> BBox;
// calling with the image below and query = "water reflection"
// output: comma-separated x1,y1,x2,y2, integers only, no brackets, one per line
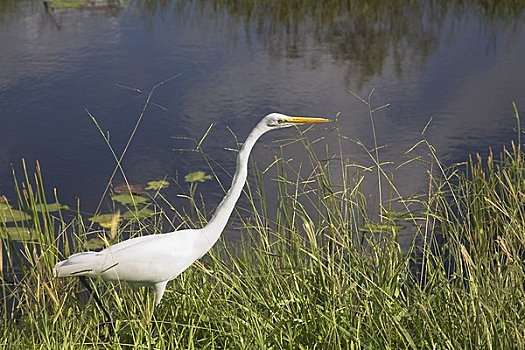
0,0,523,227
43,0,127,11
135,0,525,87
2,0,523,89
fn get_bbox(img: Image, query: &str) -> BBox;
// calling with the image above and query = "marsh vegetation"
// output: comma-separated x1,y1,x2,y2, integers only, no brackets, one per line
1,0,524,347
1,98,523,348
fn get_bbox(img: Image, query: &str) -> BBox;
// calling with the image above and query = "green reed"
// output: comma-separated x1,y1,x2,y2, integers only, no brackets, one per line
1,105,524,349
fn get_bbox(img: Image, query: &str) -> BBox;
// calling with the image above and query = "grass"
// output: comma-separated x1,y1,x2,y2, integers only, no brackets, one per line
1,100,524,349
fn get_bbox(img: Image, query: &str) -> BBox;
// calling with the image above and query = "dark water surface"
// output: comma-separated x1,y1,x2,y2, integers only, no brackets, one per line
0,1,524,229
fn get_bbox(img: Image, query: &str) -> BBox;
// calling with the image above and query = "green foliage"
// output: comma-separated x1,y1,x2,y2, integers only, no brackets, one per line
111,194,149,205
44,0,126,10
45,0,88,9
1,106,524,349
0,209,30,223
88,213,118,228
145,180,170,190
35,202,69,213
184,171,212,183
0,226,33,241
122,208,156,220
84,237,107,250
0,202,11,211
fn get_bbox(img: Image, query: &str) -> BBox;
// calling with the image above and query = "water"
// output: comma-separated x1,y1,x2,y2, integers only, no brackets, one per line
0,1,524,228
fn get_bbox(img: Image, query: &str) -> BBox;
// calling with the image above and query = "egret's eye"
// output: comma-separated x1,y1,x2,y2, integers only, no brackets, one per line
267,118,286,127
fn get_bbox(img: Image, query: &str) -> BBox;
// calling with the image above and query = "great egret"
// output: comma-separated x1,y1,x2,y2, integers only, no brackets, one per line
53,113,329,309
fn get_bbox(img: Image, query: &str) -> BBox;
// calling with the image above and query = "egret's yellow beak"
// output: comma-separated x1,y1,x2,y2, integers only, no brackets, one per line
288,116,331,124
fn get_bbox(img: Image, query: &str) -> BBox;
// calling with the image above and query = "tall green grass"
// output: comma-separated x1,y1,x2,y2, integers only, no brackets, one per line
1,105,524,349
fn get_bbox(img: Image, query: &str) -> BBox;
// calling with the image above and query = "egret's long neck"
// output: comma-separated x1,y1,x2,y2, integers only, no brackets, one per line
202,123,267,246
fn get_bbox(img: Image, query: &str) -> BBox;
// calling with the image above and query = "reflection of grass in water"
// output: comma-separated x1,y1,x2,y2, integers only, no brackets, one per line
2,0,521,86
2,100,524,348
45,0,89,9
44,0,127,10
151,0,522,87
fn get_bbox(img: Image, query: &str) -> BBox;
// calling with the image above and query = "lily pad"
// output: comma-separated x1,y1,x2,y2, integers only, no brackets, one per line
382,210,413,221
84,237,107,250
122,208,156,220
359,223,404,234
145,180,170,190
36,202,70,213
113,182,146,195
0,203,12,211
184,171,212,183
112,194,149,205
45,0,94,9
0,209,31,223
88,213,119,229
0,226,33,241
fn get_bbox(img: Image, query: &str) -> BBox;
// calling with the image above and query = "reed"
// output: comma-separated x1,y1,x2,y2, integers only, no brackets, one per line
1,105,524,349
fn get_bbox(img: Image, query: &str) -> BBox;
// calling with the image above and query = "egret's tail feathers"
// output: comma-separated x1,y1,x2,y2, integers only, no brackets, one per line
53,252,106,278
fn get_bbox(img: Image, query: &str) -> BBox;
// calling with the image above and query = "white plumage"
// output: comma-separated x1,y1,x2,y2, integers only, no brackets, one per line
54,229,203,303
53,113,330,306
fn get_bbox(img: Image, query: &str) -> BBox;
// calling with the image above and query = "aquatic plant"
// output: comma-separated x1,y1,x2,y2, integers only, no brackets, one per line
1,102,523,348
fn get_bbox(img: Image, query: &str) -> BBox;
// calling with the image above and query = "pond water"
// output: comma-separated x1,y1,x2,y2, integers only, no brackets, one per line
0,0,524,235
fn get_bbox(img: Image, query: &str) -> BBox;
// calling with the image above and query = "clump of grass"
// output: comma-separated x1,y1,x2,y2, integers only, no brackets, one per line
1,103,524,348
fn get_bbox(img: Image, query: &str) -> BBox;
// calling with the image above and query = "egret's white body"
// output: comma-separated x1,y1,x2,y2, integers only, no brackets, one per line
53,113,329,305
55,229,204,303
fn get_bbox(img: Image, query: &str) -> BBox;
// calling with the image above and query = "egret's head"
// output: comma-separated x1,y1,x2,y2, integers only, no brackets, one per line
263,113,331,129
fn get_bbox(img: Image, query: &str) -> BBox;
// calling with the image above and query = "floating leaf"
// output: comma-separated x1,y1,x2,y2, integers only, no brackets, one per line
45,0,95,9
122,208,156,220
46,0,126,10
0,227,33,241
89,213,119,229
184,171,212,183
36,202,70,213
0,209,31,223
108,212,120,240
359,223,404,234
113,183,146,195
111,194,149,205
0,203,12,211
145,180,170,190
382,210,413,221
84,237,107,250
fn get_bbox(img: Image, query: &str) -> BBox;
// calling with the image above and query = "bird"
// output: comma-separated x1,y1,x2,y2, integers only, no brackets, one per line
53,113,330,311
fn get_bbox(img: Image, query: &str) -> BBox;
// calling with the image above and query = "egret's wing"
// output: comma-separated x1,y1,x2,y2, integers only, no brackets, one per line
53,251,108,278
54,229,201,284
101,231,199,283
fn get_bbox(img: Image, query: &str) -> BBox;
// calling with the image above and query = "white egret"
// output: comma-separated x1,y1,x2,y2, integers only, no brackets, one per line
53,113,330,309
